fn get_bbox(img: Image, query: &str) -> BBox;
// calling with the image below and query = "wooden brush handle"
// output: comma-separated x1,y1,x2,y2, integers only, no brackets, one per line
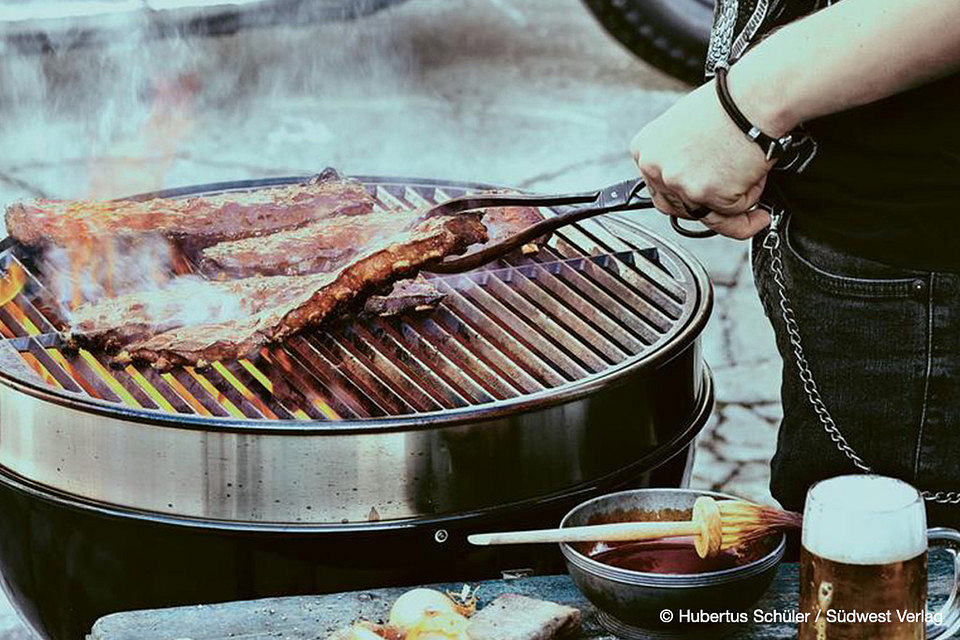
468,520,701,546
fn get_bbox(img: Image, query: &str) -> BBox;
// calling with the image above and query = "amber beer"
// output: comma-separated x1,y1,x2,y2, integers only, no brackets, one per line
798,476,960,640
799,548,926,640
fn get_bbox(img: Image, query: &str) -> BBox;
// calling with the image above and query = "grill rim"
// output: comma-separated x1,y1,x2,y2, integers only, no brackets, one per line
0,175,712,435
0,368,713,531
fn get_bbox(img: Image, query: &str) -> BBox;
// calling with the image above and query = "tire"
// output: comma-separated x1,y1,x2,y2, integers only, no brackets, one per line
582,0,714,85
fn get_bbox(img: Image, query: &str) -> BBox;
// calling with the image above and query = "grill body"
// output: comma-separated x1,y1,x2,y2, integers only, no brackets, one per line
0,176,713,639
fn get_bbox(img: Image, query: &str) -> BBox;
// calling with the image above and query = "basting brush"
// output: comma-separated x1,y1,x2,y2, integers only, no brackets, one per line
468,497,802,558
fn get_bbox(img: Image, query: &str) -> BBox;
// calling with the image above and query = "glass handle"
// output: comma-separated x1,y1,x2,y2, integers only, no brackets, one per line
927,527,960,639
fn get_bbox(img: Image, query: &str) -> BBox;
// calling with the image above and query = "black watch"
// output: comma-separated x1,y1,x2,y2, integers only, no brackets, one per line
714,61,795,161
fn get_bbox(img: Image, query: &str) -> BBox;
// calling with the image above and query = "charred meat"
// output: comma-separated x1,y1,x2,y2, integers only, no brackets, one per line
199,208,423,278
6,168,375,249
480,205,545,243
199,204,546,279
70,216,488,368
362,276,445,317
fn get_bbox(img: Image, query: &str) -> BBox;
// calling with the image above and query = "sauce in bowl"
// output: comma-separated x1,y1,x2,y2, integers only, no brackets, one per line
587,539,746,574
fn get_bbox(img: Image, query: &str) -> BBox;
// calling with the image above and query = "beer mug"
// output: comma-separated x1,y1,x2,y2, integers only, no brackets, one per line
799,475,960,640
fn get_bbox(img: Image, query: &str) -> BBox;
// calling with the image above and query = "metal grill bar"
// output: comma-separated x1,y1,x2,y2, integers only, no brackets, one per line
313,333,417,415
399,317,517,400
428,306,548,393
348,323,470,410
371,318,497,405
428,285,571,388
323,328,444,413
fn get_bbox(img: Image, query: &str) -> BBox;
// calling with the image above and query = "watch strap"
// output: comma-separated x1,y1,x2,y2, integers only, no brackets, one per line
714,61,794,161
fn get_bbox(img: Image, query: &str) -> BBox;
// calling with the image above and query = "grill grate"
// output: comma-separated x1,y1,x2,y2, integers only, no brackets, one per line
0,177,699,421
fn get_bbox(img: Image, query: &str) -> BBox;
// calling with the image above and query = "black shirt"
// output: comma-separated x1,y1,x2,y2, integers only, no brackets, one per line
710,0,960,272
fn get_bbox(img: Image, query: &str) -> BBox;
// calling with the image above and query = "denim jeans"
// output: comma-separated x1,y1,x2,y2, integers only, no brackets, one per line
751,215,960,527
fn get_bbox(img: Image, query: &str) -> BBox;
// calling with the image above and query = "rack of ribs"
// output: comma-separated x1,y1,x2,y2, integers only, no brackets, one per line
5,168,375,249
198,203,545,278
69,215,488,369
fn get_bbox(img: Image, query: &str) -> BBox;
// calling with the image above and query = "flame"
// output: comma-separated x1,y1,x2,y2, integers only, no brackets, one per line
266,348,340,420
88,73,200,199
0,263,26,308
79,350,140,408
53,73,201,310
161,372,211,416
169,244,194,277
124,365,177,413
218,360,278,420
47,349,103,398
185,366,245,419
21,353,60,389
4,297,40,335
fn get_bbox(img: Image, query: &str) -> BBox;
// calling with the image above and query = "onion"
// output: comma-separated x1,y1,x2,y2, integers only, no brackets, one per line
404,610,470,640
388,588,459,632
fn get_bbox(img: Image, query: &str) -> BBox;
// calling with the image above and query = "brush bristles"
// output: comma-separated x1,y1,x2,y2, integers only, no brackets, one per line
714,500,802,550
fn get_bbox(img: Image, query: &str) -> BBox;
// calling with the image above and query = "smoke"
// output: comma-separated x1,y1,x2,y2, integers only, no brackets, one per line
110,274,251,328
41,234,172,314
0,1,424,328
49,233,255,328
0,1,419,199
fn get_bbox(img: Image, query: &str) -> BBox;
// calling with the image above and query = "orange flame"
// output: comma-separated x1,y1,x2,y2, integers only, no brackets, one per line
21,353,60,389
88,73,200,199
60,73,201,309
0,263,26,308
185,366,245,418
5,295,40,336
267,348,340,420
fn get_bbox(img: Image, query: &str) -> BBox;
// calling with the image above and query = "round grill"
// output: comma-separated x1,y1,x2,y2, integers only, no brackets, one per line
0,175,713,640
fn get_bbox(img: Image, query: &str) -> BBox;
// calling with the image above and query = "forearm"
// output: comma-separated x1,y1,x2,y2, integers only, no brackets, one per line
729,0,960,136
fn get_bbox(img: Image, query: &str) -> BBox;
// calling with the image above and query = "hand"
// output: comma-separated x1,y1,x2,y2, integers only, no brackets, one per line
630,80,775,240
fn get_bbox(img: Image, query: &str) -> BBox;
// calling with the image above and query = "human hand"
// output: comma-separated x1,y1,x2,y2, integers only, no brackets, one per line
630,81,776,240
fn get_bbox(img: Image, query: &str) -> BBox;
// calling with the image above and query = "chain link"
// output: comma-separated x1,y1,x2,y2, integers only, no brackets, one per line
762,211,960,505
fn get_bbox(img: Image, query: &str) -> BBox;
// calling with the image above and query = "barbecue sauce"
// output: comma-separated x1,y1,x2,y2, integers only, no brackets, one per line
587,540,744,574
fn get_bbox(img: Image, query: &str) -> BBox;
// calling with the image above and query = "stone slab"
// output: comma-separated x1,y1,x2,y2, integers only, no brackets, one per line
88,559,960,640
716,405,778,451
90,566,808,640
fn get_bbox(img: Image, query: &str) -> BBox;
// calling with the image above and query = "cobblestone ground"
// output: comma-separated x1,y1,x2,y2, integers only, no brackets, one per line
0,0,781,634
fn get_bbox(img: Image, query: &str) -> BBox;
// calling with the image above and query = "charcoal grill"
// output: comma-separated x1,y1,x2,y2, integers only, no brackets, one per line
0,175,713,640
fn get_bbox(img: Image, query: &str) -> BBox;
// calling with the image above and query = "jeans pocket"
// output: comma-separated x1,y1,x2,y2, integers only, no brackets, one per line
782,216,925,299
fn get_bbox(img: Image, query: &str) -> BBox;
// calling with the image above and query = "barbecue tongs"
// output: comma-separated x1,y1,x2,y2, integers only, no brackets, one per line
426,177,716,274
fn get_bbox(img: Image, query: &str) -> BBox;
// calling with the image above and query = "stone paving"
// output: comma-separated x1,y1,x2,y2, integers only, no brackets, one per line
0,0,782,634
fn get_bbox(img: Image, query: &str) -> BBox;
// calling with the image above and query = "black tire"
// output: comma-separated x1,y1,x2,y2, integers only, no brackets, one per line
582,0,714,85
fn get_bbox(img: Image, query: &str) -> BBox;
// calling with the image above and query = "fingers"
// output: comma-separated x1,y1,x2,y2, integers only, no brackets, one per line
700,207,771,240
709,176,768,216
633,137,767,238
640,168,701,219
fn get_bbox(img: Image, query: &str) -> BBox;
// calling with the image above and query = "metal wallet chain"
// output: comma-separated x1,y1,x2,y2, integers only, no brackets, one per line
762,210,960,505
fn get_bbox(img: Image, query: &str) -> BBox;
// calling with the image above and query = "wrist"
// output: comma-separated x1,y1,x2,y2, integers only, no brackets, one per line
724,56,800,137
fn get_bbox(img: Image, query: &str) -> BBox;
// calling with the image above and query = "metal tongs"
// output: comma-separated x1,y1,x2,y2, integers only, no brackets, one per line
426,177,716,274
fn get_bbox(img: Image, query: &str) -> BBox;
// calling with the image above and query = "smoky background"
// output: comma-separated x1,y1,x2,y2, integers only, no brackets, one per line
0,0,682,207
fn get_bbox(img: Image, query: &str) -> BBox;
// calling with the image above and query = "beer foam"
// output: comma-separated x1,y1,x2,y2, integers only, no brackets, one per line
802,475,927,565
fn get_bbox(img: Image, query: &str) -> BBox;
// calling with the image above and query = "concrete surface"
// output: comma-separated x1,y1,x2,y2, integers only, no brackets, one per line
0,0,781,635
